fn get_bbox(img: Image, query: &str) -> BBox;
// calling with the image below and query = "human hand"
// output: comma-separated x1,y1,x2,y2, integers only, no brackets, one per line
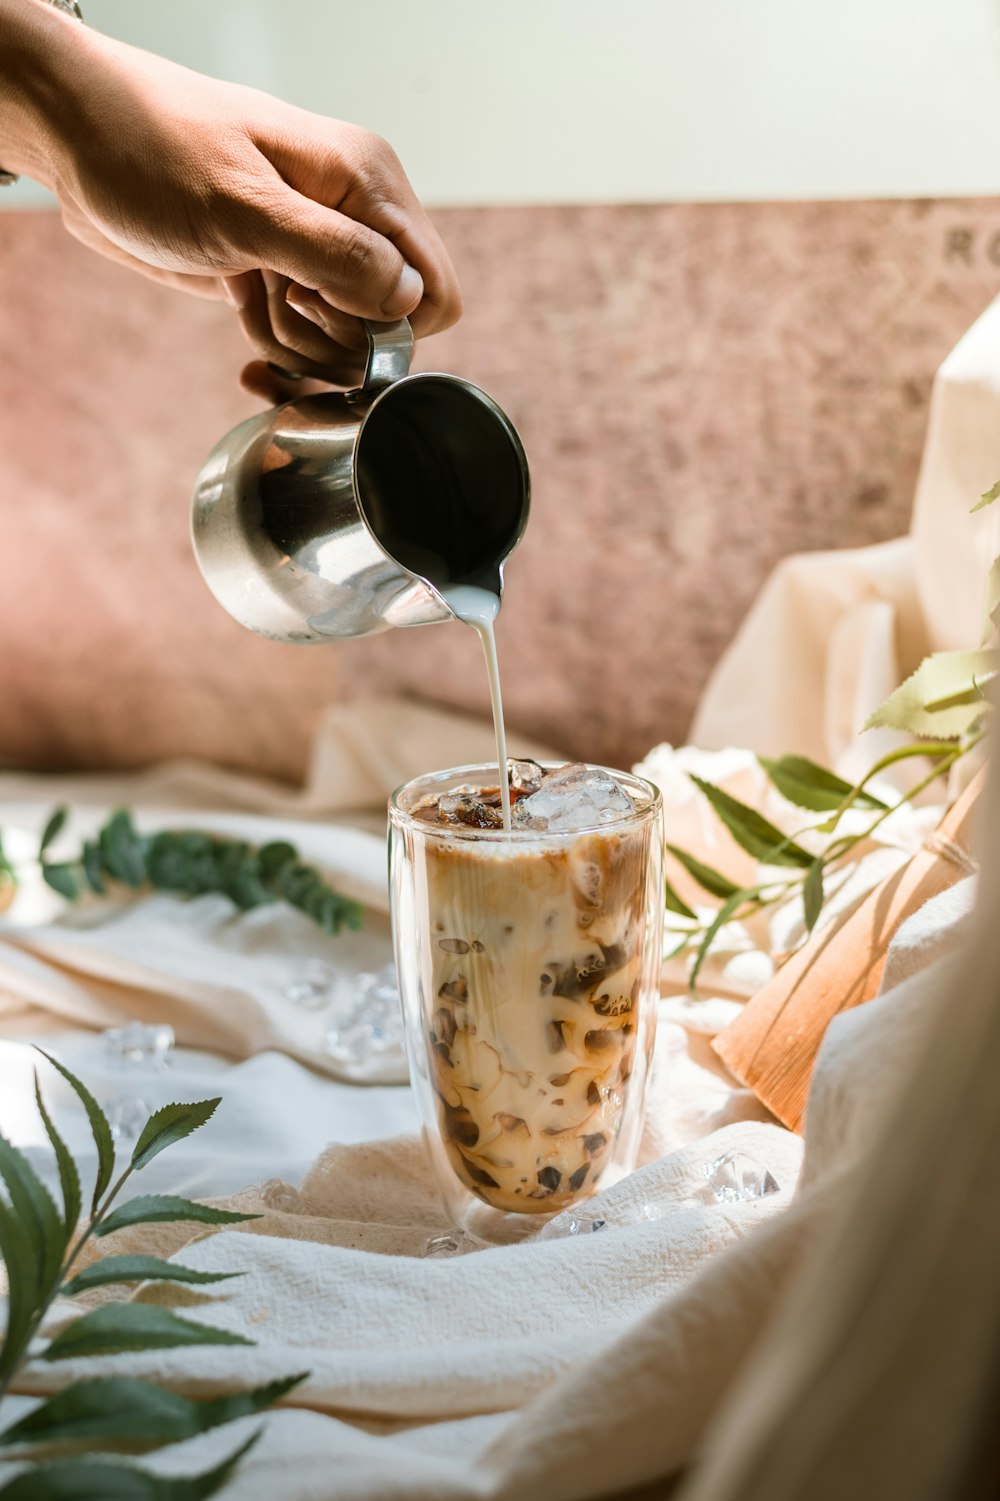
4,3,461,388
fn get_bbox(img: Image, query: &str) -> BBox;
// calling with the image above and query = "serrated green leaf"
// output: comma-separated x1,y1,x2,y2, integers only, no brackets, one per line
34,1070,81,1239
98,810,148,890
688,776,813,868
39,807,69,860
41,864,81,901
663,877,697,921
0,1133,66,1301
130,1101,221,1174
0,1431,260,1499
40,1304,254,1362
863,650,998,739
803,860,825,935
666,843,742,900
757,755,887,814
971,477,1000,512
95,1195,260,1239
0,1373,301,1452
36,1051,115,1218
61,1256,242,1298
0,1198,38,1382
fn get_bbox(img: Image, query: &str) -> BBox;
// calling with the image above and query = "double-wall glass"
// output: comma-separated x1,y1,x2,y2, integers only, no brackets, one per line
389,763,664,1242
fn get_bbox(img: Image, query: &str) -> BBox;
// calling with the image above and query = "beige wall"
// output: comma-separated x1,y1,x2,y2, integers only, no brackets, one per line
6,0,1000,208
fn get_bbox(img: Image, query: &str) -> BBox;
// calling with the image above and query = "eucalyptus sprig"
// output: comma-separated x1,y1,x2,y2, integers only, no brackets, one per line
0,1052,304,1499
2,807,363,939
666,480,999,993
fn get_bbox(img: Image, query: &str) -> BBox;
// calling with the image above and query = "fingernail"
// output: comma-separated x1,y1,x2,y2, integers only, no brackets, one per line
260,268,283,295
287,291,327,330
380,263,423,317
222,273,252,311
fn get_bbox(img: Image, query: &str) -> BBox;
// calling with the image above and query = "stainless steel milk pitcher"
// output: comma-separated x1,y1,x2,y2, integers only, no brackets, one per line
191,318,530,642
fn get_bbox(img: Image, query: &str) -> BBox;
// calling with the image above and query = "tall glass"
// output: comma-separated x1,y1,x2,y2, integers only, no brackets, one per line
389,763,664,1242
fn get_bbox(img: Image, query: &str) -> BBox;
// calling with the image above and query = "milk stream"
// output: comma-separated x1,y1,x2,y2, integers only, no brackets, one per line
441,585,511,831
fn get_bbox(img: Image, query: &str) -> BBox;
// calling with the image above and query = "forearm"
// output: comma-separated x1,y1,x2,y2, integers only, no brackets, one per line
0,0,90,186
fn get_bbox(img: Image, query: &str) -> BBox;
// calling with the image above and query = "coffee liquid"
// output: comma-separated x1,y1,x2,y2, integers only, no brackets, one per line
441,585,512,831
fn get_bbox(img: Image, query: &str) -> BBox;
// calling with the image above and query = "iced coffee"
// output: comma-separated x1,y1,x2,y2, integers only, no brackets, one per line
389,762,663,1226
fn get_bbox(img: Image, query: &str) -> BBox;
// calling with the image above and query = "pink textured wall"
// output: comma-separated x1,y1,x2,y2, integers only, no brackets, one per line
1,201,999,779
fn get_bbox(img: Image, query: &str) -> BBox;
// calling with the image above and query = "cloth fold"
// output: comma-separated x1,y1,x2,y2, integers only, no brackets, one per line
11,886,963,1501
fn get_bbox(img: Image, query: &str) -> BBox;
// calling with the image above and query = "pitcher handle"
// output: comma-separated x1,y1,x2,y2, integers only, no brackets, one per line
362,317,414,392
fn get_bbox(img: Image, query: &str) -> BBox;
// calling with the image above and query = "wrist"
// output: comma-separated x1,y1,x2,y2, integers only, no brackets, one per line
0,0,95,186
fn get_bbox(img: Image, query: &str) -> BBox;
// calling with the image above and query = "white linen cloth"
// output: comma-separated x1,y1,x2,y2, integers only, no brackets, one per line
2,879,978,1501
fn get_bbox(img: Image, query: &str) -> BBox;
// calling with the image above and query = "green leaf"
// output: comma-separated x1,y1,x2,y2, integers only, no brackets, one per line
130,1101,221,1174
0,1198,38,1382
758,755,887,814
665,843,742,900
0,831,16,889
39,807,69,860
34,1070,82,1238
0,1432,260,1499
0,1133,66,1301
971,477,1000,512
95,1195,260,1239
36,1051,115,1218
688,776,813,868
257,841,297,878
81,841,106,896
0,1374,302,1452
864,649,997,739
41,864,81,901
40,1305,254,1362
689,889,755,994
98,810,148,890
276,860,364,934
803,860,825,935
663,877,697,921
62,1256,242,1298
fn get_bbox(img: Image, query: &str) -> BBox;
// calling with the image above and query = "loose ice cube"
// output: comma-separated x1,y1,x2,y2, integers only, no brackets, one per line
513,764,637,832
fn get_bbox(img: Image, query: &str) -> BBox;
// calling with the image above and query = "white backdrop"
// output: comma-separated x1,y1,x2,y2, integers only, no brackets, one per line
5,0,1000,208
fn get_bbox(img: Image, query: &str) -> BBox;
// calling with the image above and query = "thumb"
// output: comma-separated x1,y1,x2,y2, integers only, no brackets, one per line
258,190,423,319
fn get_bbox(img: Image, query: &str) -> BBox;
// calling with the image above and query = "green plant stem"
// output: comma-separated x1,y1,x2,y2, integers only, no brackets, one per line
822,745,966,866
0,1160,139,1404
819,740,962,831
678,735,977,990
61,1161,136,1282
